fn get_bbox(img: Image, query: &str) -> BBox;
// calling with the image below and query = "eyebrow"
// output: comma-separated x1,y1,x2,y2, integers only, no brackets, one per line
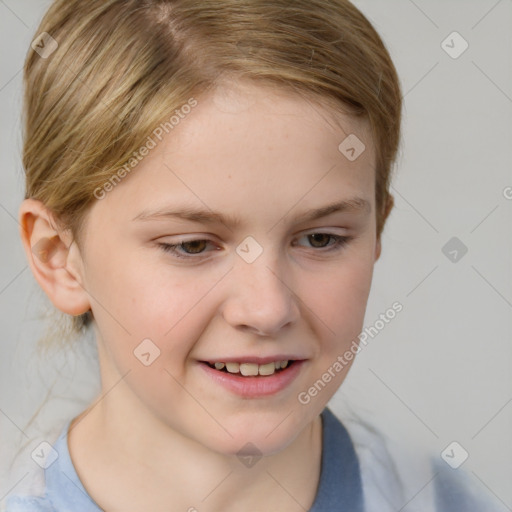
132,197,371,228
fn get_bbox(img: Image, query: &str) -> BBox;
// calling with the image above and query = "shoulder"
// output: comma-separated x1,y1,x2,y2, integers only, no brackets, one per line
432,460,502,512
317,407,404,512
340,413,407,512
350,419,501,512
3,421,67,512
4,419,103,512
328,409,502,512
4,495,55,512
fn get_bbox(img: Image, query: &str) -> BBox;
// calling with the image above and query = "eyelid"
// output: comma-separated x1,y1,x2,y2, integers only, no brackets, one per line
155,229,347,247
156,230,352,260
156,226,349,242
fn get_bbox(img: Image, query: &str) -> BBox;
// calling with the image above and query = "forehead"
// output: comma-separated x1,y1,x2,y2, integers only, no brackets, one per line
191,79,373,158
89,80,376,230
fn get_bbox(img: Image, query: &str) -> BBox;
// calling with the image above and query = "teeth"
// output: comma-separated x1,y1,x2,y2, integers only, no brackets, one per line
259,362,276,376
240,363,259,376
225,362,240,373
211,360,289,376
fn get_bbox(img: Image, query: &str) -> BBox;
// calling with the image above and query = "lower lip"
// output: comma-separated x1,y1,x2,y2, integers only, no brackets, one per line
199,361,305,398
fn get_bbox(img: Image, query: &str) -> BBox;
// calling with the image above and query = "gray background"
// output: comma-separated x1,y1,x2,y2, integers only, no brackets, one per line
1,0,511,509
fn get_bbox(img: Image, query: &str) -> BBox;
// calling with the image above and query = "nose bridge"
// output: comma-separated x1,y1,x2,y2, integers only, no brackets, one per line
223,236,299,335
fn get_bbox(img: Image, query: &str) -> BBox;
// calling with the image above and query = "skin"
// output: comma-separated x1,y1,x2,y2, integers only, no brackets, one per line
19,80,389,512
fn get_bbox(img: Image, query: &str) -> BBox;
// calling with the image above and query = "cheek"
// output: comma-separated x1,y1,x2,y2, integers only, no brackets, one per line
304,255,374,339
84,239,184,330
87,247,223,368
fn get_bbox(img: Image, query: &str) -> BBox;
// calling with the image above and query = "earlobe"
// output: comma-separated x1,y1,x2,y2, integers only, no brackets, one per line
19,198,91,316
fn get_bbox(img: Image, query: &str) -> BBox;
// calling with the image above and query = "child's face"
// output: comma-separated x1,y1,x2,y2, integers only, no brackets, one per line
77,81,379,455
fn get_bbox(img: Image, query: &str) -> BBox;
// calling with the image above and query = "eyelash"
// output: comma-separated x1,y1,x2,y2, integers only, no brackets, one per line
158,233,352,260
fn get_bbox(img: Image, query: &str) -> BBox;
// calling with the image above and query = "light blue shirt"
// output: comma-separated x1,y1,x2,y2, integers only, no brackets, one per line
5,407,497,511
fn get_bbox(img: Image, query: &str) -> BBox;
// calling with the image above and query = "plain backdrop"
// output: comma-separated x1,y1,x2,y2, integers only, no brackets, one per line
1,0,511,509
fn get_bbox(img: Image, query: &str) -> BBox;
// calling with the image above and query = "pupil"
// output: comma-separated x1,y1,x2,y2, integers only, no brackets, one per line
310,234,329,248
183,240,206,254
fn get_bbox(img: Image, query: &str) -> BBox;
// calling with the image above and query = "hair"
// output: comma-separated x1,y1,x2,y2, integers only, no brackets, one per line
22,0,402,341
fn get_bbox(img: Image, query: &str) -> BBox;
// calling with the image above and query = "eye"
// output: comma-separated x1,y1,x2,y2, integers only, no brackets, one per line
158,239,216,259
158,232,352,260
294,233,351,251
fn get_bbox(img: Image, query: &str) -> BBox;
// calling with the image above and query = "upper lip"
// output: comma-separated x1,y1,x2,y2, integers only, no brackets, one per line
200,356,305,365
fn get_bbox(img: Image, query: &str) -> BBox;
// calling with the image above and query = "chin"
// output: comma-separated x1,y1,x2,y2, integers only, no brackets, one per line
202,407,317,458
207,431,296,459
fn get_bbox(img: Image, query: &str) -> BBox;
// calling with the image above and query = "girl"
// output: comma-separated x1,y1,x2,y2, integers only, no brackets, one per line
4,0,499,510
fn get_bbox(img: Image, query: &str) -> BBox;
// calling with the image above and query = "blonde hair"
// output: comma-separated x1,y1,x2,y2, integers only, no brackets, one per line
22,0,402,340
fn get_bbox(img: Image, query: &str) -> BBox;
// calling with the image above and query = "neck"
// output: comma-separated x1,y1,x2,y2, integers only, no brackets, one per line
68,393,323,512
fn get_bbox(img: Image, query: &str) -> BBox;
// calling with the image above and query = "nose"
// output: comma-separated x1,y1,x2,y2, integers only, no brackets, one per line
221,250,300,337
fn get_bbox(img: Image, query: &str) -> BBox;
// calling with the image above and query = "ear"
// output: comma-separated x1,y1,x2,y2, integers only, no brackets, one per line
19,198,91,316
375,237,382,261
374,193,394,262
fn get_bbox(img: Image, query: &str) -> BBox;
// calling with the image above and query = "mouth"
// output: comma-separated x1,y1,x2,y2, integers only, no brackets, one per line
198,358,305,397
202,360,295,377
